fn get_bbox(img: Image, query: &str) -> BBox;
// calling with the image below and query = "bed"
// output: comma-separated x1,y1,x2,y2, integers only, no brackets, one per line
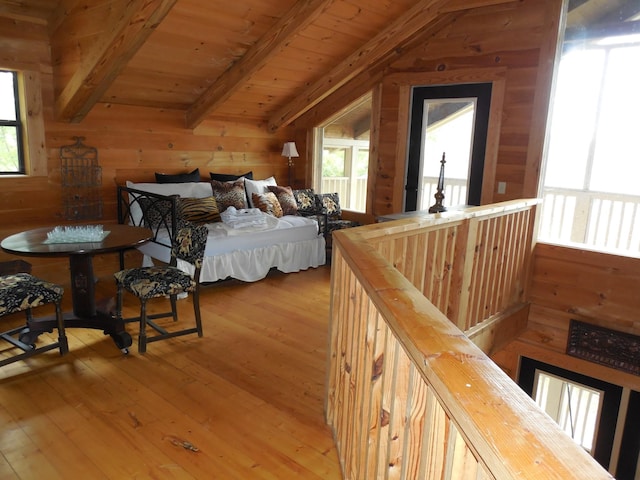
117,181,326,283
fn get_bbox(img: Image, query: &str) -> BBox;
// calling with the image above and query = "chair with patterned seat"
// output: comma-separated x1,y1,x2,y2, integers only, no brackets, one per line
0,272,68,367
293,188,328,236
316,192,361,256
293,190,360,260
114,221,208,353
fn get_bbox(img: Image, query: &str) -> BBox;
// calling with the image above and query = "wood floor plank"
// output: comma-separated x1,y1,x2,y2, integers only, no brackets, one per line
0,266,342,479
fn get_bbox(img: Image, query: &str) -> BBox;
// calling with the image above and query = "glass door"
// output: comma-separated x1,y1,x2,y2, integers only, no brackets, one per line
405,83,492,211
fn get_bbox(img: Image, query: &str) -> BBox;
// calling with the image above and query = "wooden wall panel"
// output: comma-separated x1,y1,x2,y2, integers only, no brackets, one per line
491,242,640,392
529,243,640,335
0,17,294,287
295,0,563,218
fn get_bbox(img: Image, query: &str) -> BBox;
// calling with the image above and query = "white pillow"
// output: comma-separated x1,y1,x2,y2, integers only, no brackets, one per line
125,181,214,225
244,176,277,208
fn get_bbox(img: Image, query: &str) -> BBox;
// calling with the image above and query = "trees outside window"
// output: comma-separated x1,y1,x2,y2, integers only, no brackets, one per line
314,93,372,213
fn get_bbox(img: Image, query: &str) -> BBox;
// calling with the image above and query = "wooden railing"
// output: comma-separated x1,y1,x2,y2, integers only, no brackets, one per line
326,200,611,480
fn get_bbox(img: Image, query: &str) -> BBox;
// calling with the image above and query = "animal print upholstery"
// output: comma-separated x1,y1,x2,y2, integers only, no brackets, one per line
0,273,64,316
114,222,208,300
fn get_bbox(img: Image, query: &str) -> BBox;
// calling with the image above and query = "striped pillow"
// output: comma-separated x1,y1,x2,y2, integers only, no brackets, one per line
178,196,221,224
252,192,283,218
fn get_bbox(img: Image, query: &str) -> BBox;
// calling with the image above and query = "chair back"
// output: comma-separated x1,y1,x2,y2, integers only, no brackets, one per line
170,221,208,270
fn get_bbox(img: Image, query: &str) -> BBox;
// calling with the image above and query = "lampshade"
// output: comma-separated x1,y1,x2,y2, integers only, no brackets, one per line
281,142,299,158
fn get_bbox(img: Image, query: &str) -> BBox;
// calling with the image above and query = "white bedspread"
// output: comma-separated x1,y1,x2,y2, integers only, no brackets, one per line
137,215,325,282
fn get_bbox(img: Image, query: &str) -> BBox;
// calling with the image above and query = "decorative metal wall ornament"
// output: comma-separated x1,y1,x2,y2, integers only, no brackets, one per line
567,319,640,376
60,137,103,220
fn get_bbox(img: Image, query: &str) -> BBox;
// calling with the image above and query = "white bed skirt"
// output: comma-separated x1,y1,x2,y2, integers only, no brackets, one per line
142,236,326,283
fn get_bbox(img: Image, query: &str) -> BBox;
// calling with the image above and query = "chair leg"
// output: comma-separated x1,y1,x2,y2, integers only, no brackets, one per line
170,294,178,322
193,289,203,337
138,300,148,354
54,301,69,355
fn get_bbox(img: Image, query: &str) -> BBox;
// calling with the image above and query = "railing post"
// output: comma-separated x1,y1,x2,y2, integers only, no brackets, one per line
449,216,479,331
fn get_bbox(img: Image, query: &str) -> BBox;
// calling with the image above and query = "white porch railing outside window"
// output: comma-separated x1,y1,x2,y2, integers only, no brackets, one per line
538,187,640,254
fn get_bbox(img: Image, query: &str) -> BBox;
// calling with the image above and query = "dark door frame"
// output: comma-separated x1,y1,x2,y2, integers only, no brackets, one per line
405,83,492,212
518,357,622,471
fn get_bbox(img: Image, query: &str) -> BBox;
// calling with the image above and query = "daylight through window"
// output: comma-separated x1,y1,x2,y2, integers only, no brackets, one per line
539,34,640,254
315,93,371,213
0,70,24,174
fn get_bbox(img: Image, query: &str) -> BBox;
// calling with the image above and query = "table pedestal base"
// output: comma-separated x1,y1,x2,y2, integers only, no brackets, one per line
19,309,133,353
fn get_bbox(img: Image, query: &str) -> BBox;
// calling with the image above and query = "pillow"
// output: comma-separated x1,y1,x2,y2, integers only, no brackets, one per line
155,168,200,183
252,192,283,218
125,181,214,225
245,176,277,208
210,179,247,211
267,185,297,216
320,192,342,219
178,196,220,224
293,188,320,215
209,171,253,182
138,195,178,229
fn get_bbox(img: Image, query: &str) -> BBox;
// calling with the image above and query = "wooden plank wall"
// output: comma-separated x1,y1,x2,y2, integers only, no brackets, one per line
491,243,640,391
295,0,563,219
0,15,295,285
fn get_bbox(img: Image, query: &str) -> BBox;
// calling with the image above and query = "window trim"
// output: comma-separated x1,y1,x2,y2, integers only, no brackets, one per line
0,70,25,174
0,69,47,178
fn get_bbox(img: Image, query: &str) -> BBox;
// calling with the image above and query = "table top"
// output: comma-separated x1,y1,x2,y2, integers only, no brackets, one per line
1,224,152,258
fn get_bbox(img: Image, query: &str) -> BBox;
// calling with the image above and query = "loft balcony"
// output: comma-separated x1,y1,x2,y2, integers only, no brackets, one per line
327,199,613,479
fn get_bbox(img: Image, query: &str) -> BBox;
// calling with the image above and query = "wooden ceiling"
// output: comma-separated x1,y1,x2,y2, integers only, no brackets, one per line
1,0,638,132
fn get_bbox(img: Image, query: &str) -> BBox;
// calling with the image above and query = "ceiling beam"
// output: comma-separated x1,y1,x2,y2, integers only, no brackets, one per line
352,115,372,139
54,0,176,123
268,0,515,131
267,0,450,131
185,0,333,130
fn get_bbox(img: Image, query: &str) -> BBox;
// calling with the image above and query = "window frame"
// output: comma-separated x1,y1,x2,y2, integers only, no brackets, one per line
320,137,370,213
0,69,25,175
538,37,640,255
313,91,373,214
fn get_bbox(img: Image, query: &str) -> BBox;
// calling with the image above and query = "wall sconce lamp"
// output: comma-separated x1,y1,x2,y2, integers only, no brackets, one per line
281,141,299,186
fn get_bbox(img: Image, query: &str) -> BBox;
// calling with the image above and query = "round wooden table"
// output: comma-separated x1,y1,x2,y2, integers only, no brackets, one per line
1,224,152,352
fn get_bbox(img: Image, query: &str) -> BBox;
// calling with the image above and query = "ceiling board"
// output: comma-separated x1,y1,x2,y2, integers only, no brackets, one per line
4,0,635,128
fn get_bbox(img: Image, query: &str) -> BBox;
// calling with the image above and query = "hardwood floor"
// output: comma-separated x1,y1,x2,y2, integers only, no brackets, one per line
0,266,342,479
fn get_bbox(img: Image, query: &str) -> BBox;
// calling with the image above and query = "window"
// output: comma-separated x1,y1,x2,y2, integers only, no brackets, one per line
518,358,622,472
314,93,371,213
539,25,640,254
533,370,603,454
0,70,24,174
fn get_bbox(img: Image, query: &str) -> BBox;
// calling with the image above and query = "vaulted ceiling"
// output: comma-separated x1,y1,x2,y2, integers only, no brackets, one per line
1,0,638,132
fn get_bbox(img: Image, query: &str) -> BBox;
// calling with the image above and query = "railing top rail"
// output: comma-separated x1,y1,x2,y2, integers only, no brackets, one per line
362,198,542,241
332,199,610,480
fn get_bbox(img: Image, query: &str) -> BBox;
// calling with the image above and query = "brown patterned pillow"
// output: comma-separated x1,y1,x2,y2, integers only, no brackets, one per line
178,196,220,223
252,192,283,218
210,179,247,212
268,185,298,216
